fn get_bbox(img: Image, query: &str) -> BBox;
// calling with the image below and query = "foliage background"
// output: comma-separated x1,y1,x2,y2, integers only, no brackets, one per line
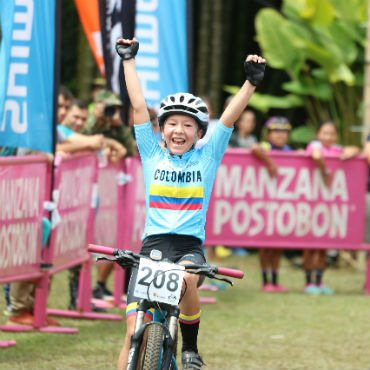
61,0,368,147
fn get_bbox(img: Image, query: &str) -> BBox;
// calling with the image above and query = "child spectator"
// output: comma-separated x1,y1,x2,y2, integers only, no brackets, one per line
228,109,257,149
251,116,292,293
303,120,360,294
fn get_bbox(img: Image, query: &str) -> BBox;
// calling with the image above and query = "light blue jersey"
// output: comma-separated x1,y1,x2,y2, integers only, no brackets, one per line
134,121,233,243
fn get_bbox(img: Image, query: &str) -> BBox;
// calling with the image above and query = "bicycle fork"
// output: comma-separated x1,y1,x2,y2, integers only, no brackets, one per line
126,300,180,370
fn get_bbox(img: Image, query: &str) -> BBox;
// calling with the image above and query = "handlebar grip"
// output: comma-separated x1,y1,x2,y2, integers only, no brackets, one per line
88,244,115,256
216,267,244,279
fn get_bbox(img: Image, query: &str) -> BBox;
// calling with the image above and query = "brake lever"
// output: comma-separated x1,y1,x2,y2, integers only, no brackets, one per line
187,268,234,286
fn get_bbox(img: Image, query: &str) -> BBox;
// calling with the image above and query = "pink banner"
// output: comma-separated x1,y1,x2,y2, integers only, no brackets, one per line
205,150,368,250
93,159,125,249
0,156,49,281
45,152,97,267
121,156,146,253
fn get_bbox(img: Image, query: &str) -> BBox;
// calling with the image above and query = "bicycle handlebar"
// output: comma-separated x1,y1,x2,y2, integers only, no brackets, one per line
88,244,244,279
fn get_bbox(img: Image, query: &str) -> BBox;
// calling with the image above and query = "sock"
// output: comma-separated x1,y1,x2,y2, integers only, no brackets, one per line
315,270,323,286
179,312,201,353
262,270,268,285
272,271,278,286
305,270,312,285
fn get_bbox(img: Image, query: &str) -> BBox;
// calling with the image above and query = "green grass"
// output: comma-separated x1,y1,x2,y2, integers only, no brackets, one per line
1,254,369,370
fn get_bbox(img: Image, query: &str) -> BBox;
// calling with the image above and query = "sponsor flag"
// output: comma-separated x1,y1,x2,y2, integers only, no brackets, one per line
0,0,59,153
98,0,193,108
135,0,191,107
74,0,105,76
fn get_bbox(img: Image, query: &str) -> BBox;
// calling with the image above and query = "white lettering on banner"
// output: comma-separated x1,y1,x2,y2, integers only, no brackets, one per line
213,164,351,239
135,2,160,102
215,165,348,201
0,177,39,221
54,210,88,257
213,201,348,238
0,222,38,268
0,0,34,134
58,166,93,210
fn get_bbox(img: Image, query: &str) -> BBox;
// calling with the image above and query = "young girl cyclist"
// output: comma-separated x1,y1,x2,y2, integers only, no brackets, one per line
115,37,266,370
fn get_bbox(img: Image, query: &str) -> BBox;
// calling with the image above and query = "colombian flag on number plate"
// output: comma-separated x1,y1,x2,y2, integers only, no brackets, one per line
149,184,203,211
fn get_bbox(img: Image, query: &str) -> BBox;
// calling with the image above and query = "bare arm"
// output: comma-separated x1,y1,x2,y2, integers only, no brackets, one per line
250,143,277,177
340,145,360,160
118,38,149,125
311,148,331,187
220,55,266,128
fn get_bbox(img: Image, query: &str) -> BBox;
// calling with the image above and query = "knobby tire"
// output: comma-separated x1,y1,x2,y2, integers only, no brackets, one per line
142,323,165,370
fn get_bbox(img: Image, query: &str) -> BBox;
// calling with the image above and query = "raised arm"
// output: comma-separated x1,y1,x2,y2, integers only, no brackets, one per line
116,38,149,125
220,55,266,128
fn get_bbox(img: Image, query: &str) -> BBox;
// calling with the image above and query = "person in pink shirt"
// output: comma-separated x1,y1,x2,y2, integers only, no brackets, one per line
304,120,359,294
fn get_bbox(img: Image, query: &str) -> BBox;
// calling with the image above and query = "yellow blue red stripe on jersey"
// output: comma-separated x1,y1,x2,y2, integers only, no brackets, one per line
149,184,203,211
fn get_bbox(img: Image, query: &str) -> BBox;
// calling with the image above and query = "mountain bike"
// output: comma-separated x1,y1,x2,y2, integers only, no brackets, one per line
88,244,244,370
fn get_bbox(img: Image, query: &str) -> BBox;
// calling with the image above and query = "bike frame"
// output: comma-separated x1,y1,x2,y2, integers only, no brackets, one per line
127,299,180,370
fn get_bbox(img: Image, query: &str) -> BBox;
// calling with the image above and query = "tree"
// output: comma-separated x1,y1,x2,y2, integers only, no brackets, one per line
225,0,368,145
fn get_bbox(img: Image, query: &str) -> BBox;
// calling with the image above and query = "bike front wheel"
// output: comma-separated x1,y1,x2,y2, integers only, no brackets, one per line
141,323,166,370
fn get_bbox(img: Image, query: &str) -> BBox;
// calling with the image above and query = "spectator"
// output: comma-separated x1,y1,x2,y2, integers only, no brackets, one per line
82,89,136,157
228,109,257,148
303,120,360,294
251,116,292,293
59,85,74,112
62,99,89,133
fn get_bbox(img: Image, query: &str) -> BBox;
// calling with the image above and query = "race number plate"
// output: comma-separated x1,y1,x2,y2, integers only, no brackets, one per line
134,258,185,305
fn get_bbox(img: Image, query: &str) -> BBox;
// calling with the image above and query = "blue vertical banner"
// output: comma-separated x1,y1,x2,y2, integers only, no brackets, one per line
135,0,189,107
0,0,56,153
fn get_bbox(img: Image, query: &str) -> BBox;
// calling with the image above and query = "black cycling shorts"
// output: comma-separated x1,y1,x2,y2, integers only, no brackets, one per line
126,234,206,305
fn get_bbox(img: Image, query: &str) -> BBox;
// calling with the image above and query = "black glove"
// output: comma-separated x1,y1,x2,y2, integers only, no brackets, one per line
244,60,266,86
115,40,139,60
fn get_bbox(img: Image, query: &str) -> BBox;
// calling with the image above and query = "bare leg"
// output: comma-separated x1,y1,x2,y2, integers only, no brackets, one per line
259,249,270,270
97,261,114,283
271,249,282,271
178,261,200,316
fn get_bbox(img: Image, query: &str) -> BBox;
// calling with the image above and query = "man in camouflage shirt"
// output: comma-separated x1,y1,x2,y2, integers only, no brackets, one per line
82,89,136,156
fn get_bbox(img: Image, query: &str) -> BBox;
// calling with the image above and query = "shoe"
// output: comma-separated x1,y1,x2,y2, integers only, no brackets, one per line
261,283,275,293
45,316,60,326
8,312,34,326
92,284,113,300
304,284,321,294
215,245,232,259
91,304,107,313
274,284,288,293
3,304,12,316
318,284,334,295
182,350,204,370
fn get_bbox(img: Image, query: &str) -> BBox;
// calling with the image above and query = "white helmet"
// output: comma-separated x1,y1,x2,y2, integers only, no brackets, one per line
158,93,209,138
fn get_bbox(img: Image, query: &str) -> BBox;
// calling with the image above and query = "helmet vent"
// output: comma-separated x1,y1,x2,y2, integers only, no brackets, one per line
170,96,175,102
179,95,185,102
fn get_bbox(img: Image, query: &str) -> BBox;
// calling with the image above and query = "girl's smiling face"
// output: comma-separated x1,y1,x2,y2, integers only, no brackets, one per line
317,122,338,148
162,114,202,155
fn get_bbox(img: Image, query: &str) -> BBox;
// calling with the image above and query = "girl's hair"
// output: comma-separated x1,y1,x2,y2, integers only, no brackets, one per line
317,119,338,133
